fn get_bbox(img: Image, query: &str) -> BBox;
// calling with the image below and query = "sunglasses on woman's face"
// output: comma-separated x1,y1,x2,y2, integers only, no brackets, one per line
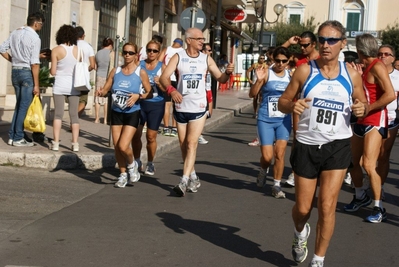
123,50,136,56
146,49,159,54
274,59,289,64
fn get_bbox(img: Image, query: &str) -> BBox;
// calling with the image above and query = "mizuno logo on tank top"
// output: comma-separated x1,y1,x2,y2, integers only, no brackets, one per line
313,98,344,111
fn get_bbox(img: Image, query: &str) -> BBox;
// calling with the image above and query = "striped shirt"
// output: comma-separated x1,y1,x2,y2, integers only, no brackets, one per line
0,26,41,68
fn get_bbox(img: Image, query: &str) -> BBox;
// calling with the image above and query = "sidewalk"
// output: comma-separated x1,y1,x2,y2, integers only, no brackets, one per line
0,88,252,170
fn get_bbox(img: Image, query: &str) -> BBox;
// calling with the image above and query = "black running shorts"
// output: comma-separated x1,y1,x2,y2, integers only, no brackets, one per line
290,138,351,179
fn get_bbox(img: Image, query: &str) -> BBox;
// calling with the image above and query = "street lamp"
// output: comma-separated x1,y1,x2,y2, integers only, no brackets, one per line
253,0,284,54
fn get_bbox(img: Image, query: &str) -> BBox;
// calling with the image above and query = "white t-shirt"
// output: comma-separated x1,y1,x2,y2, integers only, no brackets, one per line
77,39,95,64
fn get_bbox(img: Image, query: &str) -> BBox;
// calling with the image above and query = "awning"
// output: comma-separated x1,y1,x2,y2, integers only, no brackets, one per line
212,20,256,43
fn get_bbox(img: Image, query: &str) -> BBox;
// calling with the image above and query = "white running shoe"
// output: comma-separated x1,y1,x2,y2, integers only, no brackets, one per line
115,173,128,188
198,135,209,144
248,137,260,147
128,162,141,183
285,173,295,187
344,173,352,185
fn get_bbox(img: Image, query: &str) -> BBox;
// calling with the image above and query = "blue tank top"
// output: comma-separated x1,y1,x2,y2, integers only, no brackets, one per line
139,60,164,102
258,68,291,123
111,66,142,113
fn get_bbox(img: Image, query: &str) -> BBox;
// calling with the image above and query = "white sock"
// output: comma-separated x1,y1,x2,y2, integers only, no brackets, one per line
312,254,325,262
190,171,197,180
127,162,134,169
374,200,382,209
355,187,365,199
294,225,308,239
273,179,281,187
181,175,189,184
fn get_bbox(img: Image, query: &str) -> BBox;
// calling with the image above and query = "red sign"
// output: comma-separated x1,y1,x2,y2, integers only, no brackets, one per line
224,8,247,22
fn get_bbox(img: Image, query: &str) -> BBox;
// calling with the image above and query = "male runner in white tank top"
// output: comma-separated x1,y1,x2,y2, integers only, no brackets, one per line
160,28,234,197
278,20,368,267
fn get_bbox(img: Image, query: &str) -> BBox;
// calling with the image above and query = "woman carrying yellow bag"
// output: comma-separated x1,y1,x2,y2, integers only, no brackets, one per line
24,95,46,133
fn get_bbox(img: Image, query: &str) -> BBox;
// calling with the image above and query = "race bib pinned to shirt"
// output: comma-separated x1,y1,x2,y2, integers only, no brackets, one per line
309,97,344,135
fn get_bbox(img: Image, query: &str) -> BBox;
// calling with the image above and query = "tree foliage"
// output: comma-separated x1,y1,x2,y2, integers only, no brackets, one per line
381,23,399,58
269,16,319,54
242,16,319,54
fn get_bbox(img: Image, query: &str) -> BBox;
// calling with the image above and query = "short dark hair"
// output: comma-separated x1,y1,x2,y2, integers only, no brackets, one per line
27,12,45,26
75,26,85,38
55,25,77,46
300,31,317,43
273,46,292,60
202,43,211,52
152,34,163,44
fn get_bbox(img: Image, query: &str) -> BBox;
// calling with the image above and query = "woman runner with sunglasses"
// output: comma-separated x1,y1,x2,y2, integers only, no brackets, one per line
249,46,292,199
132,40,166,176
96,42,151,188
279,20,368,267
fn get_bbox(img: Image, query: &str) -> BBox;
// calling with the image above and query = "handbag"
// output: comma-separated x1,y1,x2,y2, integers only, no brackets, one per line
74,47,91,91
24,95,46,133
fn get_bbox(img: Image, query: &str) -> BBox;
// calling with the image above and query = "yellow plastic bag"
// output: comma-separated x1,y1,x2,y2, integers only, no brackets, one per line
24,95,46,133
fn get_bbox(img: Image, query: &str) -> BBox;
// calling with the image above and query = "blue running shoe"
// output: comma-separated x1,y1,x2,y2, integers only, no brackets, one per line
344,194,371,212
365,206,387,223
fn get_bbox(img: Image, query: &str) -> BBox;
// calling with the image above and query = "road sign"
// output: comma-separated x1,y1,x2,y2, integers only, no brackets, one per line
180,7,207,31
224,8,247,23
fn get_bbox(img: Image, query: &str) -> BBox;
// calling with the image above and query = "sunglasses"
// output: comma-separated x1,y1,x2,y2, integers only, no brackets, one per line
274,59,289,64
207,49,212,52
318,37,342,45
378,52,393,57
259,57,265,60
146,49,159,54
123,51,136,56
300,43,311,48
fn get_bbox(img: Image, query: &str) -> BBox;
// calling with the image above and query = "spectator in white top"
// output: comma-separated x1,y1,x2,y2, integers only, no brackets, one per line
75,26,96,117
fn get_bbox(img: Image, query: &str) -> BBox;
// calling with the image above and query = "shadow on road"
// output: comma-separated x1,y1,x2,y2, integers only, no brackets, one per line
157,212,297,266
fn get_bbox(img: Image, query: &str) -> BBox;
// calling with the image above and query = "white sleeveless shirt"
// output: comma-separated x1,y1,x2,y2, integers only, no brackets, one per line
175,50,208,113
53,44,80,95
297,60,353,145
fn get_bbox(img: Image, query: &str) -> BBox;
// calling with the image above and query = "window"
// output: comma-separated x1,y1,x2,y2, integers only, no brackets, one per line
343,0,364,37
98,0,118,50
346,12,360,32
128,0,144,45
290,14,301,25
285,1,305,24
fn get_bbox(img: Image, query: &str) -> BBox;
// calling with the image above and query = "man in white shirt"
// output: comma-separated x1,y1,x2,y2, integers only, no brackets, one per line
0,12,44,146
75,26,95,117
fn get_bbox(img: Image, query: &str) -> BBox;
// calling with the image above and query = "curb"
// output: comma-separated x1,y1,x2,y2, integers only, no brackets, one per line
0,102,252,170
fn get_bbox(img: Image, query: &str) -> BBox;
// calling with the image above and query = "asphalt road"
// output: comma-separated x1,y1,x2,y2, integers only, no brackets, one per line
0,106,398,267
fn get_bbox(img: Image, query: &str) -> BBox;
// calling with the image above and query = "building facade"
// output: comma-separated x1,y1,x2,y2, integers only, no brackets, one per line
0,0,398,121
